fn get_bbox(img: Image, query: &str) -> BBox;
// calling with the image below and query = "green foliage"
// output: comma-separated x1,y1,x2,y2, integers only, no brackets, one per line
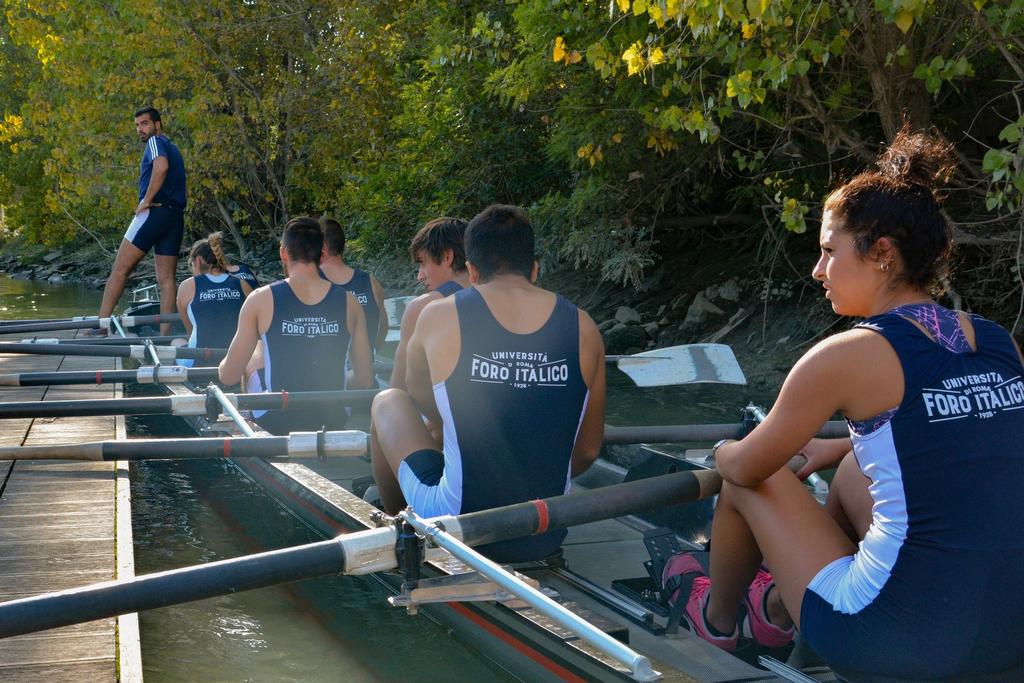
0,0,1020,290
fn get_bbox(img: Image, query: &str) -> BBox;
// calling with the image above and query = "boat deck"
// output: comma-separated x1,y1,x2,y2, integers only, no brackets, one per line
0,329,141,682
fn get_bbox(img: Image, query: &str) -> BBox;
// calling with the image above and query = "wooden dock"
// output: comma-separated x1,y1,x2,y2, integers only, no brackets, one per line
0,329,142,682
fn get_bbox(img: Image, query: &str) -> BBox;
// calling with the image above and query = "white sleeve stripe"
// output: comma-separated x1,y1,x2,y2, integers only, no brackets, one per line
148,137,161,158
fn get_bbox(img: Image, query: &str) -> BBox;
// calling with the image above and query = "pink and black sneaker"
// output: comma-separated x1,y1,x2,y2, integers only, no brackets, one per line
741,568,794,648
663,553,738,651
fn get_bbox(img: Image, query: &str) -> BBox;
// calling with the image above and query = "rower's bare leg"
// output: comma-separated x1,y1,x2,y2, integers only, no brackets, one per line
154,254,179,336
369,421,400,511
370,388,441,515
704,470,856,635
825,451,873,543
99,239,147,319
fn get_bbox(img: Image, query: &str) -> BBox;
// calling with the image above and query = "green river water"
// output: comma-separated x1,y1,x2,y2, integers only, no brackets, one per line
0,274,760,681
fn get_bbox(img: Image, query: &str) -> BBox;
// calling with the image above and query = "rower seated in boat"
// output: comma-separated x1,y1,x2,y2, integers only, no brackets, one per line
175,232,252,368
218,216,373,434
318,217,388,367
371,204,606,563
389,217,471,391
670,128,1024,678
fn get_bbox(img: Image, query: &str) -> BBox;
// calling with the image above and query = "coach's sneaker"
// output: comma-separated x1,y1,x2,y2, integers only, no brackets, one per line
741,568,794,648
664,553,738,651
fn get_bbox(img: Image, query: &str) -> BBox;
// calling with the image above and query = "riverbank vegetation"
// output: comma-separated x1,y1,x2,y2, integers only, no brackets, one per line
1,1,1022,329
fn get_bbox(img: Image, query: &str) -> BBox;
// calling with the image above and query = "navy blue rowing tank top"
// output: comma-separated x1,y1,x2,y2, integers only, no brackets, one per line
187,273,245,350
231,263,259,287
433,288,589,562
853,312,1024,551
826,311,1024,675
257,281,351,434
435,280,463,297
320,267,380,357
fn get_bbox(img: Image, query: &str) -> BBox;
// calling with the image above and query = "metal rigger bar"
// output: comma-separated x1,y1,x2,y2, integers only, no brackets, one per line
208,384,257,437
398,509,661,682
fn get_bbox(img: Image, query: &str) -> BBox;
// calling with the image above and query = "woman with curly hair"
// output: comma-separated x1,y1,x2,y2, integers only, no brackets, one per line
674,129,1024,678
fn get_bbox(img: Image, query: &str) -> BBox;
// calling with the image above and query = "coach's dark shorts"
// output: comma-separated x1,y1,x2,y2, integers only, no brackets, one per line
124,205,184,256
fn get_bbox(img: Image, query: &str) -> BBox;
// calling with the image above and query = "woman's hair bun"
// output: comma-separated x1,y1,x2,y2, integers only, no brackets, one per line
876,124,957,199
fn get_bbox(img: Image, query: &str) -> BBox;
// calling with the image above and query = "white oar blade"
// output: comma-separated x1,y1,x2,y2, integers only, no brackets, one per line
616,343,746,387
385,328,401,344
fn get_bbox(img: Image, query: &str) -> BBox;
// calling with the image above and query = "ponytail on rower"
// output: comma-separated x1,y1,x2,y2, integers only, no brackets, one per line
823,125,957,290
208,232,229,272
189,232,229,274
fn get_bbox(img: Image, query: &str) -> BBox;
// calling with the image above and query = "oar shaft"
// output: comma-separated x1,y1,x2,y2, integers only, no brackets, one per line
0,313,181,334
0,315,96,326
0,431,369,461
0,437,288,461
42,336,183,346
449,469,721,547
0,539,346,638
0,343,225,361
0,469,718,639
0,389,380,419
0,366,221,387
602,421,848,444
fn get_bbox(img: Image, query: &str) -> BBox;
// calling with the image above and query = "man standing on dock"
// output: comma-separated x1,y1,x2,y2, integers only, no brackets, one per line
370,204,606,563
94,107,187,334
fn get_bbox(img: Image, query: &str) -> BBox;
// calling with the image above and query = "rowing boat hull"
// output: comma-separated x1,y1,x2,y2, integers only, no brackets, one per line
240,458,656,682
157,380,817,682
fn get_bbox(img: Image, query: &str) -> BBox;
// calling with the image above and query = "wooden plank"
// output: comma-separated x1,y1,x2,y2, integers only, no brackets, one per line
0,659,115,683
0,537,114,558
0,630,115,665
0,335,122,682
115,405,143,680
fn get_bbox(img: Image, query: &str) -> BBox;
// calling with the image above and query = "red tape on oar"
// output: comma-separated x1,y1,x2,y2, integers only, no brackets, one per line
222,439,231,458
281,391,290,411
531,499,550,535
95,371,103,385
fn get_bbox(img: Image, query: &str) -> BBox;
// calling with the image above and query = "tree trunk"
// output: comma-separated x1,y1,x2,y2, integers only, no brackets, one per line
215,199,248,260
855,5,932,140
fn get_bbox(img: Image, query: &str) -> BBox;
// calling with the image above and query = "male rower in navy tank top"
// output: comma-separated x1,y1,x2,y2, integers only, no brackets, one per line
218,217,373,434
389,217,471,391
318,217,388,360
371,205,607,562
